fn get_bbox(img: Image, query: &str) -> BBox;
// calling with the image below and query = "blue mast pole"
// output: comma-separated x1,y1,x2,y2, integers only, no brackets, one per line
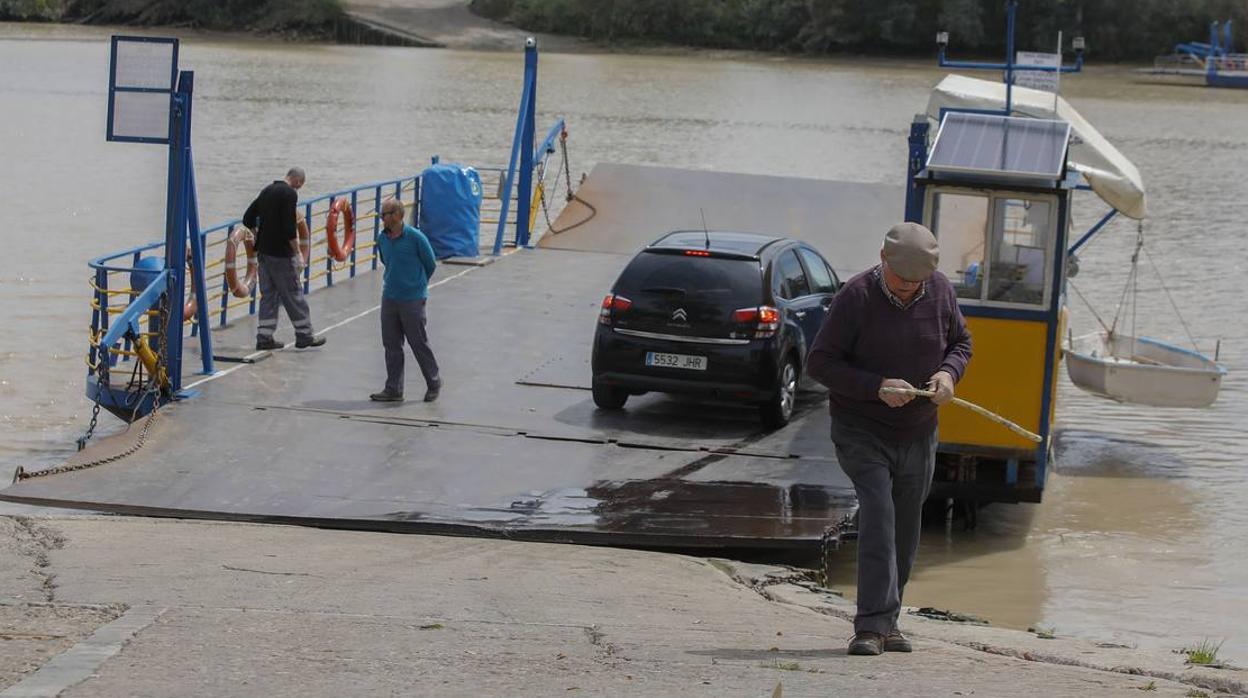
162,71,192,395
1005,0,1016,113
182,70,214,376
516,39,538,248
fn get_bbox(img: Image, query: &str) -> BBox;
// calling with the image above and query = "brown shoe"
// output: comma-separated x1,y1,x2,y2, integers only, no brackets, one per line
884,629,912,652
847,631,884,656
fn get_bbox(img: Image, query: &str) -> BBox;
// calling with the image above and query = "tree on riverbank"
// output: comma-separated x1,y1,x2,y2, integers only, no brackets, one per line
0,0,344,37
0,0,68,21
471,0,1248,61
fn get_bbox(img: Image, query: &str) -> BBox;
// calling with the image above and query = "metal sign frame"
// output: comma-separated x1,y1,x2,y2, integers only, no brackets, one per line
106,35,179,144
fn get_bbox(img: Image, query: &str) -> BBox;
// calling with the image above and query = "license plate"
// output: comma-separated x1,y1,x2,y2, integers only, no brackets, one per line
645,352,706,371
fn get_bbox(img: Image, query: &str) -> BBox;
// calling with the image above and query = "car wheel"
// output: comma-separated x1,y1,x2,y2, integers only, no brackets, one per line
592,378,628,410
759,356,798,429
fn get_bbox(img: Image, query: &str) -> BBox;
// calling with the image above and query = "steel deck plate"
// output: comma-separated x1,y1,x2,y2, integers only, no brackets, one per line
2,169,901,554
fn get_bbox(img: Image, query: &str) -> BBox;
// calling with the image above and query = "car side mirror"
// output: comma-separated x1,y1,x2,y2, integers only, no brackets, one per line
821,296,834,308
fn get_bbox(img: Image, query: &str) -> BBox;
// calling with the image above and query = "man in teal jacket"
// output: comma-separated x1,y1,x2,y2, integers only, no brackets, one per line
370,198,441,403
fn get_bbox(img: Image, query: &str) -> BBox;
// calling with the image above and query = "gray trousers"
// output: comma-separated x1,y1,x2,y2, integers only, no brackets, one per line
831,417,937,636
257,253,313,341
381,297,440,394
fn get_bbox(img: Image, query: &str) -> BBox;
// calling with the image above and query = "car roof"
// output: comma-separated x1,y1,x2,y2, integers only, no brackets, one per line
649,231,788,258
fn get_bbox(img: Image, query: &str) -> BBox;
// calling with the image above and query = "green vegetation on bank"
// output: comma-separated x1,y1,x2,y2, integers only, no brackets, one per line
471,0,1248,61
0,0,344,37
0,0,67,20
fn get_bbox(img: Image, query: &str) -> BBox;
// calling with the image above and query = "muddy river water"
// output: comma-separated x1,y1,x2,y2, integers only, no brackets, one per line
2,22,1246,663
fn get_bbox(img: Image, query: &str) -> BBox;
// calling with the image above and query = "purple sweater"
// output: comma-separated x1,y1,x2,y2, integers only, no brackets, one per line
807,268,972,442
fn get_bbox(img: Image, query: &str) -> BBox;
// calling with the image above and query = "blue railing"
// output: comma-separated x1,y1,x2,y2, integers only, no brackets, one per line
86,121,565,381
87,175,419,378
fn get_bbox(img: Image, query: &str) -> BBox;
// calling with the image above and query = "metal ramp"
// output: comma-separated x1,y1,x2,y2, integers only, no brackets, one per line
2,166,908,555
541,162,904,277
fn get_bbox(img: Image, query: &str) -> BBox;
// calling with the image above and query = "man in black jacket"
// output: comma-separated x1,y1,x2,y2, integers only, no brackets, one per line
243,167,325,351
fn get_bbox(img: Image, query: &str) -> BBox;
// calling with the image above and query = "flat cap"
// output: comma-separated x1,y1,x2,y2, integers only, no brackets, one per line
882,222,939,282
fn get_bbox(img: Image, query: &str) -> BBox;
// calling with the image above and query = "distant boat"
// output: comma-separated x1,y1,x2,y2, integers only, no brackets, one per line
1137,20,1248,88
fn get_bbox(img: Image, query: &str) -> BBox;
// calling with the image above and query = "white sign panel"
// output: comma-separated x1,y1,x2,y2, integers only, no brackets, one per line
107,36,179,144
1014,51,1060,93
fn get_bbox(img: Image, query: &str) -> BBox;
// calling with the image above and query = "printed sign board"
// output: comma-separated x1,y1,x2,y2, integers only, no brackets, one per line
1014,51,1060,93
106,36,179,144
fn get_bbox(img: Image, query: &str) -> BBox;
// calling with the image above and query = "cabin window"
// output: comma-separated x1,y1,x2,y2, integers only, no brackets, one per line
930,192,988,300
928,189,1057,309
988,198,1052,305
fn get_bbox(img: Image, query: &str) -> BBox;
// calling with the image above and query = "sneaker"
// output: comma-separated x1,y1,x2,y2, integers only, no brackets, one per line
256,337,284,351
423,378,441,403
847,631,885,656
370,390,403,402
883,629,912,653
295,335,326,348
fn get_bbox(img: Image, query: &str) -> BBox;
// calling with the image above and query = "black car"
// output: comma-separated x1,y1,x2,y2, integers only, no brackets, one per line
591,231,841,428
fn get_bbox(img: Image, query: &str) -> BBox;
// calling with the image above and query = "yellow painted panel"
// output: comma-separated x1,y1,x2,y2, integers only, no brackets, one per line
939,316,1049,450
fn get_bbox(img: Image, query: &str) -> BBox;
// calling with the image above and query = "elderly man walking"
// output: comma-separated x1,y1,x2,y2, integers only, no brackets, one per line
807,222,972,656
243,167,325,351
369,198,441,403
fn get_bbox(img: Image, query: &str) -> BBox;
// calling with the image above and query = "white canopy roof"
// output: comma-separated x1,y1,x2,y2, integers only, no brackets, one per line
926,74,1147,219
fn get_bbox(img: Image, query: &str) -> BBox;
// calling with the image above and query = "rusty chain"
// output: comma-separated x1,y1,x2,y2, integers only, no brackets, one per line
13,291,170,483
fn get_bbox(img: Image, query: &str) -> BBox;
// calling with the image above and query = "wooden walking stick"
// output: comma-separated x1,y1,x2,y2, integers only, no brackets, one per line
879,386,1043,443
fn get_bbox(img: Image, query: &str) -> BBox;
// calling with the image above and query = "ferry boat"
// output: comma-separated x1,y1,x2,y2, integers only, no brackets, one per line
1137,20,1248,89
2,4,1204,550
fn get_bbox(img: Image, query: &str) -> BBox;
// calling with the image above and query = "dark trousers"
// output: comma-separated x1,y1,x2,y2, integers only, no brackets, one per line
831,417,937,636
381,297,439,395
257,253,313,341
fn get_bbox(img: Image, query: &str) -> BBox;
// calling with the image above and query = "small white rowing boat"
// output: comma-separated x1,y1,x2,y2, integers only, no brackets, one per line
1065,331,1226,408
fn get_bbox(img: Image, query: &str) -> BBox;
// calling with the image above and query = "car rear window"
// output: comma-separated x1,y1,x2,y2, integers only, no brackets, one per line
614,251,763,307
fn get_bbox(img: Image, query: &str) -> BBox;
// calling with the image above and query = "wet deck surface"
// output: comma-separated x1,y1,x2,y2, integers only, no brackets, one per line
2,167,905,553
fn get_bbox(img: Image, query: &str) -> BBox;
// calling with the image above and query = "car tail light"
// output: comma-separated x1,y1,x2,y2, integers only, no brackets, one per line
733,305,780,338
683,250,711,257
599,294,632,325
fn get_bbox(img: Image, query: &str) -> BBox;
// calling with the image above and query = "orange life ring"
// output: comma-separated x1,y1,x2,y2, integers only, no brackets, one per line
325,198,356,262
225,226,258,298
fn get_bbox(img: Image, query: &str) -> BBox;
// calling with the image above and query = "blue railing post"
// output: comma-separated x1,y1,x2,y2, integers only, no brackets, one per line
517,39,538,248
372,185,383,270
303,202,313,295
90,267,106,374
1209,22,1220,80
185,147,214,374
904,116,929,223
219,226,231,327
349,191,359,277
412,176,421,235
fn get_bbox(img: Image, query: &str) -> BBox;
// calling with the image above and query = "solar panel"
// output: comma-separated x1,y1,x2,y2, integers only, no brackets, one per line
926,112,1071,185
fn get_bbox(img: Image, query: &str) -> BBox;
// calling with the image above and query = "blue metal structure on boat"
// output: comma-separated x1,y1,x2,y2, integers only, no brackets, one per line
92,36,216,420
935,0,1084,114
1144,20,1248,89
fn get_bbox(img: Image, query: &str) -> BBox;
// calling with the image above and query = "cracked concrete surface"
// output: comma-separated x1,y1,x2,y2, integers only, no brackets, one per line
1,515,1242,697
0,517,123,691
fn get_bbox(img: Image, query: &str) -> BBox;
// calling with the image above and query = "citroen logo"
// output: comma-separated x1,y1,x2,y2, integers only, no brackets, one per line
671,308,688,321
